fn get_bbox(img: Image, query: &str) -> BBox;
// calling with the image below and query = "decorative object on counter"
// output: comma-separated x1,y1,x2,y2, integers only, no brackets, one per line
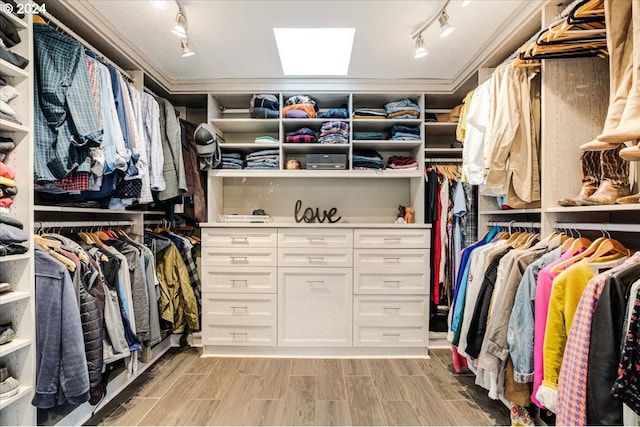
395,205,407,224
294,200,341,224
404,206,414,224
217,214,270,223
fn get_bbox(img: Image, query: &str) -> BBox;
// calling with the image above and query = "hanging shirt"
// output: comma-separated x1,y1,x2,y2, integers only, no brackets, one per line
462,80,492,185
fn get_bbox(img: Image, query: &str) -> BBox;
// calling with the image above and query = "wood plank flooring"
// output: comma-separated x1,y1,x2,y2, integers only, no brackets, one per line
88,348,510,426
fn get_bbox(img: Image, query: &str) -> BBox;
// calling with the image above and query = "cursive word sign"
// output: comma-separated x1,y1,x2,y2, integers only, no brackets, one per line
294,200,342,224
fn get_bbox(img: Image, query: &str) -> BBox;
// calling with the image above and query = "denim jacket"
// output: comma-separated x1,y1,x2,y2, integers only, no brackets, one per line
507,247,562,382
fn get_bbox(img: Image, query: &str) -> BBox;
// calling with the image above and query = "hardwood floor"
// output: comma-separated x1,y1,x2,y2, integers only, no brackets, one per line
87,348,510,426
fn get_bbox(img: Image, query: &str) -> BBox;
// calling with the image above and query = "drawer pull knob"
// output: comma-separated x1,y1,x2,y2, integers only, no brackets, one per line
384,257,401,263
384,237,402,242
231,237,249,244
383,306,401,312
231,256,248,263
231,279,248,286
382,333,401,338
383,280,401,287
231,306,249,313
307,236,326,242
231,332,248,339
307,256,325,261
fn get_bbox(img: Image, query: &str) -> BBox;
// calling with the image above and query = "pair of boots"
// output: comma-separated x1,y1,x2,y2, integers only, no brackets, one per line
558,145,632,206
581,0,640,157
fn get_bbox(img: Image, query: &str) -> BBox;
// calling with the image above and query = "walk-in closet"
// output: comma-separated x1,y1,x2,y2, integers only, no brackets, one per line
0,0,638,425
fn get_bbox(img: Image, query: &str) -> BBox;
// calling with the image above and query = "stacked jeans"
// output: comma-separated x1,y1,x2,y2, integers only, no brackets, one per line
385,98,420,119
389,124,420,141
318,107,349,119
246,149,279,170
220,152,244,169
353,108,386,119
353,149,383,170
250,94,279,119
0,221,27,256
318,121,349,144
353,131,388,140
387,155,418,170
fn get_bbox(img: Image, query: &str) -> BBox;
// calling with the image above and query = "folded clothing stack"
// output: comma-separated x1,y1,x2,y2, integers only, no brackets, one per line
255,135,279,144
286,127,317,143
387,155,418,170
353,149,384,170
385,98,420,119
0,219,27,256
0,136,15,163
250,94,279,119
283,95,318,119
246,149,279,170
0,73,20,125
353,108,386,119
220,152,244,169
389,124,420,141
318,107,349,119
0,13,28,73
353,131,388,141
0,161,16,211
318,121,349,144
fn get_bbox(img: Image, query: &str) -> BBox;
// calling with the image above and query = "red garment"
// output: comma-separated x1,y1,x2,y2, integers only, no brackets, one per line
45,172,91,192
0,196,14,207
0,161,15,179
452,345,469,373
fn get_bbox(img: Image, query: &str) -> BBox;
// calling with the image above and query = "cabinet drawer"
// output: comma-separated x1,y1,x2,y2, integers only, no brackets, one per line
354,325,427,347
203,323,276,346
354,249,428,268
201,267,277,293
354,229,430,249
203,294,276,322
201,228,277,247
279,248,353,268
202,247,277,267
278,268,352,347
354,268,428,294
278,229,353,248
354,295,427,326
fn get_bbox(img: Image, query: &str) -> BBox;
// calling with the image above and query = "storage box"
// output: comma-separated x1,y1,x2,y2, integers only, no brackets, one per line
305,153,347,170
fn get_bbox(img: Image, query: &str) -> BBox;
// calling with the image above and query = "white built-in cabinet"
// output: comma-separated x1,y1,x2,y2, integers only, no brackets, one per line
0,8,34,426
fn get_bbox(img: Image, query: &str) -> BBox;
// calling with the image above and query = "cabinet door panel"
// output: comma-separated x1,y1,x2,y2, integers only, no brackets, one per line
354,325,427,347
354,295,428,326
279,248,353,268
201,228,277,247
201,267,277,293
203,323,276,346
278,268,352,347
354,229,430,249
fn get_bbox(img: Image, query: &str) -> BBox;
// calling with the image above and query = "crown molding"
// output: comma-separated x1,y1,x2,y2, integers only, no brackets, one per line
46,0,546,97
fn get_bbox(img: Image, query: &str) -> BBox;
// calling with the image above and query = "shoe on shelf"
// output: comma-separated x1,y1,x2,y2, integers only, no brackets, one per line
0,283,10,293
0,375,19,399
0,322,15,345
557,151,600,206
619,141,640,161
617,193,640,204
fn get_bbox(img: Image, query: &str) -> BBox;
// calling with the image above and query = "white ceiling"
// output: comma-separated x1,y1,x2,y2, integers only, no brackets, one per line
86,0,535,84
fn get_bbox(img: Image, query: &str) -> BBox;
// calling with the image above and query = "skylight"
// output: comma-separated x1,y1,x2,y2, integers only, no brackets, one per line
273,28,355,76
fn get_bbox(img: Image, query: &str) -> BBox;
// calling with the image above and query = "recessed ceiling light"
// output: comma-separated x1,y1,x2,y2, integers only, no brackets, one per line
273,28,355,76
150,0,169,10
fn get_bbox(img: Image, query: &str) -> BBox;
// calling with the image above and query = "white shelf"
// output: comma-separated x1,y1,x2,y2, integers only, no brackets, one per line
201,222,431,229
0,291,30,305
0,119,28,133
424,122,458,136
546,204,640,213
0,386,32,410
210,119,279,133
283,143,350,154
0,338,31,357
34,205,143,214
481,208,542,215
352,118,422,125
424,147,463,155
210,169,421,178
0,7,28,30
353,141,422,150
0,59,29,80
0,253,30,263
220,143,280,150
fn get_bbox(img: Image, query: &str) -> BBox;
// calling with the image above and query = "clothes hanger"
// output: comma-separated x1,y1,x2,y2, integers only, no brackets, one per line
586,228,630,262
552,235,607,273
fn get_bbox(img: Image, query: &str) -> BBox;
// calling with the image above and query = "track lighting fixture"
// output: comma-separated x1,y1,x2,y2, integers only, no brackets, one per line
181,38,195,57
172,7,187,38
438,10,455,38
414,33,428,58
411,0,457,58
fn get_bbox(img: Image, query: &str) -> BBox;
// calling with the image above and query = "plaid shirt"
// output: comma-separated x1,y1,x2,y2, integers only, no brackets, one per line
45,171,91,193
33,24,102,182
556,253,640,425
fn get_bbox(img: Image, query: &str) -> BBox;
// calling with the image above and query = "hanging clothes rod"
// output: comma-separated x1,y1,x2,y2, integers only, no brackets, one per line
488,221,541,229
425,158,463,163
553,222,640,233
34,220,133,230
39,11,135,83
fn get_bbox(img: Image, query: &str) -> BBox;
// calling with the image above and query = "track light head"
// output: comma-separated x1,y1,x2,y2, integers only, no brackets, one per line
172,9,188,38
181,38,195,57
414,33,428,58
438,10,455,38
